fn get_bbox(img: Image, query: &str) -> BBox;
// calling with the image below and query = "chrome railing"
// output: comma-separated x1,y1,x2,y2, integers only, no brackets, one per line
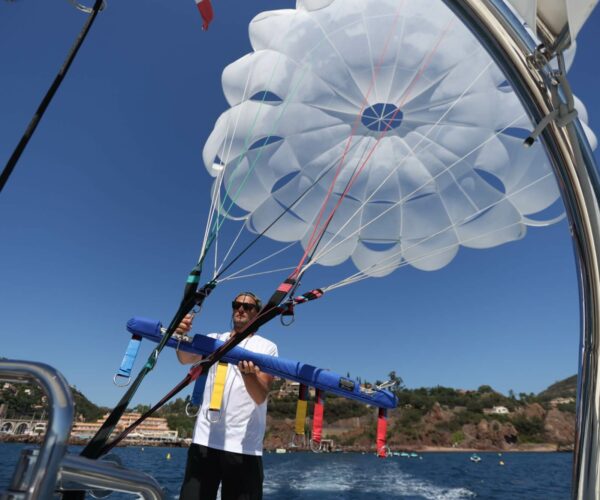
0,359,163,499
443,2,600,499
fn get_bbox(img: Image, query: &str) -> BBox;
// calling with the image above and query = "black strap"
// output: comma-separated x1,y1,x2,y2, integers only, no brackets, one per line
78,279,215,460
98,278,296,455
0,0,104,194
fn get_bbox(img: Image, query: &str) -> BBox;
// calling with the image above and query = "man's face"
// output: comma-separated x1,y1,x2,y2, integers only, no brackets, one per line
231,294,259,332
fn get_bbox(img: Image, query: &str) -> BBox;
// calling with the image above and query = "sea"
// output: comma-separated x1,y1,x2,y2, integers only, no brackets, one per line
0,443,572,499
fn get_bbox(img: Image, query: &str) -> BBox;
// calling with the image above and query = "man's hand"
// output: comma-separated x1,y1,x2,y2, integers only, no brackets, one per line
238,360,260,375
176,313,194,336
238,360,273,405
175,314,201,364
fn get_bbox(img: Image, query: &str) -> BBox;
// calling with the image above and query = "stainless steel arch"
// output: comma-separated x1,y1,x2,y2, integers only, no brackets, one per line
441,1,600,498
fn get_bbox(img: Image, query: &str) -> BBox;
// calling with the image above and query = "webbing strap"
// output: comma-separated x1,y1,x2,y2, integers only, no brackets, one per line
99,279,297,456
190,373,208,406
79,280,215,461
312,389,325,444
208,362,229,411
377,407,388,458
293,289,323,304
115,334,142,379
294,384,309,435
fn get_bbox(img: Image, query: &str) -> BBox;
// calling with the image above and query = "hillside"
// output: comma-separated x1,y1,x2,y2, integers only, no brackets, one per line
1,374,579,451
537,375,577,401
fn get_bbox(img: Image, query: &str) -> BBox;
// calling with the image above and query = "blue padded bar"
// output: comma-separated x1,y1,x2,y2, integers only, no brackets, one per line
126,317,397,409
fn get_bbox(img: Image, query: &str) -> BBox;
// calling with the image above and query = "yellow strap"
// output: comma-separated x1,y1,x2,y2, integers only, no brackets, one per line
209,362,229,411
295,399,308,435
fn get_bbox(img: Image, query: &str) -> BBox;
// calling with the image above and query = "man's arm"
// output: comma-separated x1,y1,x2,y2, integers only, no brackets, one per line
175,314,202,365
238,361,273,405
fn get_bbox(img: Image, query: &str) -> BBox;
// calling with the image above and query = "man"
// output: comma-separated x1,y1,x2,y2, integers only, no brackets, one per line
176,292,277,500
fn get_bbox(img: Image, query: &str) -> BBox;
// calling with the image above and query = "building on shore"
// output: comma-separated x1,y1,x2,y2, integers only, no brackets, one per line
70,413,178,444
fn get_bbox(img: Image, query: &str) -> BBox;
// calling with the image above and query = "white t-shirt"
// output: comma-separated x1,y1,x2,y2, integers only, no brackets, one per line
192,332,278,456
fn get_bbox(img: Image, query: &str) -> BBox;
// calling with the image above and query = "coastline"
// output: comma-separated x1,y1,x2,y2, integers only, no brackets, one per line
0,434,568,453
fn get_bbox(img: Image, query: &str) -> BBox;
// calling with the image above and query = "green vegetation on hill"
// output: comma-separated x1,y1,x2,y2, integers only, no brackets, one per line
1,373,579,448
537,375,577,401
0,383,107,422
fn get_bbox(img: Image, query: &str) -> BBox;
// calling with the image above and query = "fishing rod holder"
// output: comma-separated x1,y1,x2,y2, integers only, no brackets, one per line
0,359,163,500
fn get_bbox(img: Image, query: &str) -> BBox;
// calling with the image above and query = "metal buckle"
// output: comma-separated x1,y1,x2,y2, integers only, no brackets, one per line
113,373,131,387
206,408,222,423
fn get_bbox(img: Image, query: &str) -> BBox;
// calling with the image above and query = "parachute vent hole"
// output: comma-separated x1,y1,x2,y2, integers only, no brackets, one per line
474,168,506,194
250,90,283,104
271,171,300,194
249,136,283,150
361,103,403,132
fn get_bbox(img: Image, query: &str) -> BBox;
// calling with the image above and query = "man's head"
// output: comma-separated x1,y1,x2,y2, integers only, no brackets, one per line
231,292,261,333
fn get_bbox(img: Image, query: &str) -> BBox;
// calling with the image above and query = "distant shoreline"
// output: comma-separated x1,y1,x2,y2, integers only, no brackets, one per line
0,435,571,453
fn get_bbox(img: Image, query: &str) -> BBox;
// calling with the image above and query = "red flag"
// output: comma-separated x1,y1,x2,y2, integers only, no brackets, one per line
195,0,214,30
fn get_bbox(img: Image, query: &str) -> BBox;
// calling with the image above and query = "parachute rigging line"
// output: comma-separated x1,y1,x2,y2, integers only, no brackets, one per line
74,280,216,464
206,137,368,283
204,5,405,274
292,18,454,281
308,60,497,269
74,35,384,466
202,52,293,261
323,168,555,291
0,0,104,194
309,112,527,273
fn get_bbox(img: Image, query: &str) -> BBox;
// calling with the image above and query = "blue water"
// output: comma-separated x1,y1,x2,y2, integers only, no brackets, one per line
0,443,572,499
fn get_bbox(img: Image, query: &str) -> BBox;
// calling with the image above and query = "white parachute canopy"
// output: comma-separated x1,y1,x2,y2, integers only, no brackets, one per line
508,0,598,42
202,0,596,279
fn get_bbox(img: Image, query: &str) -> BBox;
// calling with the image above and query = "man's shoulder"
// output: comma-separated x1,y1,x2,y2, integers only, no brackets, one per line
249,334,278,355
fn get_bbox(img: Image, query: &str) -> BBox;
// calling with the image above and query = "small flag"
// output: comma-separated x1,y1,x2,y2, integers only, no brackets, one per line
195,0,214,30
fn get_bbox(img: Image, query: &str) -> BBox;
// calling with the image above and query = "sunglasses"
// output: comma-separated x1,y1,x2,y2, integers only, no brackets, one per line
231,301,258,312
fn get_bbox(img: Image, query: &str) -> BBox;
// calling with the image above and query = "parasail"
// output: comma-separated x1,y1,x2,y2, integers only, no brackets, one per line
202,0,597,283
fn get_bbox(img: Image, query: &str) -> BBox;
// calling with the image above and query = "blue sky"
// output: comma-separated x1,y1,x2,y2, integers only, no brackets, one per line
1,0,598,408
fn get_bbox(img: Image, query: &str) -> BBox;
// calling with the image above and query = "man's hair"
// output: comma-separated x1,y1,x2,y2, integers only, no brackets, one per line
234,291,262,310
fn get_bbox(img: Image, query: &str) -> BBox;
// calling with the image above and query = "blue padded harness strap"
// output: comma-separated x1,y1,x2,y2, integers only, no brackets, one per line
191,373,208,406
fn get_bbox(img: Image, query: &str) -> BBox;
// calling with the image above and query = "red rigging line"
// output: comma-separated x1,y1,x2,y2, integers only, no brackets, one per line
293,8,404,275
294,15,453,276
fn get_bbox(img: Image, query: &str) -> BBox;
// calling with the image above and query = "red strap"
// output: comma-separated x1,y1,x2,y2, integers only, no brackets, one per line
377,408,387,458
312,389,325,444
196,0,214,30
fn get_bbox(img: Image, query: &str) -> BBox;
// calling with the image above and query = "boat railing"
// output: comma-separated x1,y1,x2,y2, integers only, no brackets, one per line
0,359,164,499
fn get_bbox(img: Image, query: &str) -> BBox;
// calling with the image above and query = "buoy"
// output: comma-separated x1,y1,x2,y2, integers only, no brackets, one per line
166,453,171,460
499,461,505,466
141,447,144,451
